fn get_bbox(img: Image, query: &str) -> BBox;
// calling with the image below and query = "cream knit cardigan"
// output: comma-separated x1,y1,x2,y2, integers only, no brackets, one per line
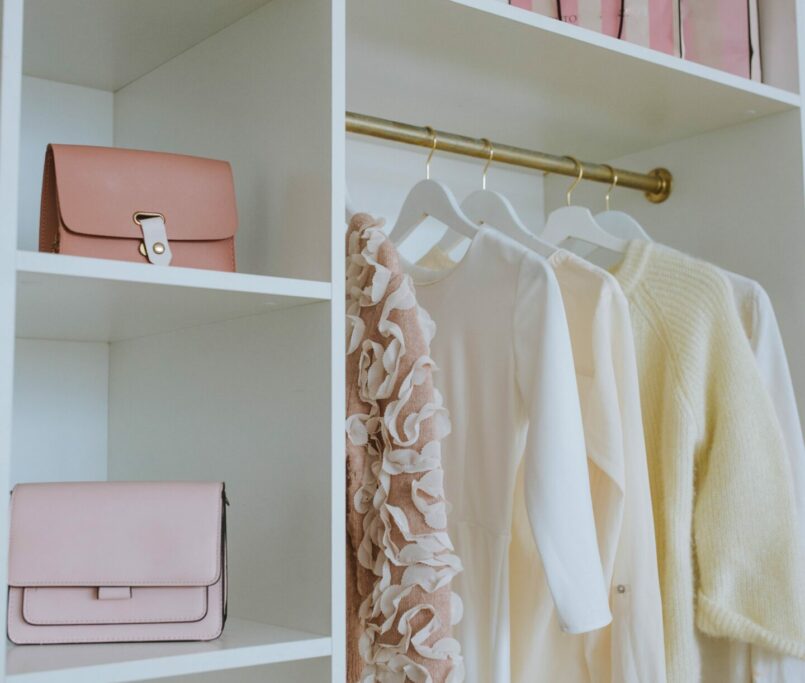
345,214,463,682
611,241,805,683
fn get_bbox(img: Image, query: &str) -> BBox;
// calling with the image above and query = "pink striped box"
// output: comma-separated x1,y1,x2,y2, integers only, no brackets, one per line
509,0,760,81
509,0,675,54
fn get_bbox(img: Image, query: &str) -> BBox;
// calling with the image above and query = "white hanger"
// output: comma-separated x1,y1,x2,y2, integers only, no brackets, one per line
594,165,652,242
433,139,555,259
387,126,478,248
540,157,628,253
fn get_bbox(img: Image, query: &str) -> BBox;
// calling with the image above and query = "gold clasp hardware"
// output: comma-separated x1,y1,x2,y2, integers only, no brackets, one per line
133,211,165,225
134,212,166,258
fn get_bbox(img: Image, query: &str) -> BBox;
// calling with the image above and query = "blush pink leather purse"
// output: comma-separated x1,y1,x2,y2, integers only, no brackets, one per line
39,144,238,271
7,481,228,645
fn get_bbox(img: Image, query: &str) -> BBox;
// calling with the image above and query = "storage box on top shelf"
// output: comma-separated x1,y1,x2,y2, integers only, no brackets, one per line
507,0,798,85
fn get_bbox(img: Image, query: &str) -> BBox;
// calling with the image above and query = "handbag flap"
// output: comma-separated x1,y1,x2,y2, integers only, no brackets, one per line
22,586,209,626
8,482,223,588
49,144,238,241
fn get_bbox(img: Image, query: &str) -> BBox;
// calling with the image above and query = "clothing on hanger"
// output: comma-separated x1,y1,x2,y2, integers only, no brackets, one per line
510,248,666,683
580,209,805,681
411,226,611,682
419,244,666,683
699,271,805,683
345,214,464,682
609,240,805,683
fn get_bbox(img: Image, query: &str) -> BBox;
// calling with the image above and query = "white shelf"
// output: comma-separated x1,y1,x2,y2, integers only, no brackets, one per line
5,617,331,683
348,0,801,161
456,0,800,104
23,0,271,91
16,251,331,342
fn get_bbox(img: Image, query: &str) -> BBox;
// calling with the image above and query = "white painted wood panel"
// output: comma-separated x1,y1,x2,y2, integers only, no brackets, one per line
16,251,330,342
18,76,113,251
108,303,332,636
22,0,271,92
11,339,108,485
0,1,24,679
6,618,330,683
329,1,346,679
348,0,798,163
114,0,334,282
152,656,330,683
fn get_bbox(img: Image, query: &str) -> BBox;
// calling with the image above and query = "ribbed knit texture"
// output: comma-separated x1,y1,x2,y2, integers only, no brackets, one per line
611,241,805,683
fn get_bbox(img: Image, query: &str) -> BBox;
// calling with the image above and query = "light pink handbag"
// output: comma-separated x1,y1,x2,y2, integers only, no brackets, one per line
39,144,239,271
7,482,228,645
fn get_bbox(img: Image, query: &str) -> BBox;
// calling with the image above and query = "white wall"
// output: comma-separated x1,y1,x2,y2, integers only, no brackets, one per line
11,339,108,485
18,76,113,251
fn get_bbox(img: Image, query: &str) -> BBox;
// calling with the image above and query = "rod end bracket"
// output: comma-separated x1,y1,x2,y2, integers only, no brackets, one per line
645,168,672,203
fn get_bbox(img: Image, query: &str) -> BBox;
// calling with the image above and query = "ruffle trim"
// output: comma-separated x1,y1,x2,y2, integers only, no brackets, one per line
347,218,464,682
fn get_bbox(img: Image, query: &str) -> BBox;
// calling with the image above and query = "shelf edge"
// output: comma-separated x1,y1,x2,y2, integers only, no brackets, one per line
16,251,332,302
450,0,802,108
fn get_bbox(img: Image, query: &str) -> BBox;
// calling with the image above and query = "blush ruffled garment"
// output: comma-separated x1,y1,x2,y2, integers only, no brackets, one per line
345,214,464,683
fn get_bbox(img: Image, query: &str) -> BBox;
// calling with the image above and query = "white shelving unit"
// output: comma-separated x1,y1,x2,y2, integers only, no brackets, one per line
1,1,343,682
6,619,331,683
0,0,803,681
16,251,331,342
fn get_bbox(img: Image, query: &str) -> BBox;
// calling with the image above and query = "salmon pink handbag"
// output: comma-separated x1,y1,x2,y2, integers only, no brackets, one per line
39,144,239,271
7,481,228,644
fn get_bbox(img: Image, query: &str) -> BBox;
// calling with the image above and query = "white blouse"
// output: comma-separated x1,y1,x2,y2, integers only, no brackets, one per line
510,249,666,683
411,227,611,683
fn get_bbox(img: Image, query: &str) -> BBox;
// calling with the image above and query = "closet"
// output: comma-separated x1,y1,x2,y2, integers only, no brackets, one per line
0,0,804,681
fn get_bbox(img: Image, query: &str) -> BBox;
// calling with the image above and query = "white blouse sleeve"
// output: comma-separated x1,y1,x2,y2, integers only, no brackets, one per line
513,251,612,633
750,285,805,529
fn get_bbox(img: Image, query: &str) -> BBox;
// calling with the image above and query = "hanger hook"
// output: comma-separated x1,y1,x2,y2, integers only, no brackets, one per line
564,156,583,206
481,138,494,190
425,126,438,180
601,164,618,211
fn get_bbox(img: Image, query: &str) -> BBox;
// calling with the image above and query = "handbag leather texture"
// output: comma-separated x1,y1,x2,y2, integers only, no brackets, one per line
39,144,238,271
7,481,228,645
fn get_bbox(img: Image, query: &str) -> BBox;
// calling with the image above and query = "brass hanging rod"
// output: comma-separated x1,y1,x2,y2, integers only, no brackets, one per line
346,112,672,204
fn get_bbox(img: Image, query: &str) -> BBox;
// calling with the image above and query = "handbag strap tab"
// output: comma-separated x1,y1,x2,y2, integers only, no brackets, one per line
136,214,173,266
98,587,132,600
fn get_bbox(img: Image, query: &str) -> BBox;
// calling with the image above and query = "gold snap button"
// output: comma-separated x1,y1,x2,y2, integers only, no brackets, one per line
153,242,166,255
616,584,626,594
138,242,147,257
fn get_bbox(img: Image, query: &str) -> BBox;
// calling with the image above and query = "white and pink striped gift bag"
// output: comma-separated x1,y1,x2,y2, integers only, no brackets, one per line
680,0,760,80
509,0,676,54
509,0,760,81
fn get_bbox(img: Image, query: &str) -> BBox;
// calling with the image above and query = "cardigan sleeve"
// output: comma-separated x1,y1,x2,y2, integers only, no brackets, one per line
691,275,805,658
513,251,612,634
